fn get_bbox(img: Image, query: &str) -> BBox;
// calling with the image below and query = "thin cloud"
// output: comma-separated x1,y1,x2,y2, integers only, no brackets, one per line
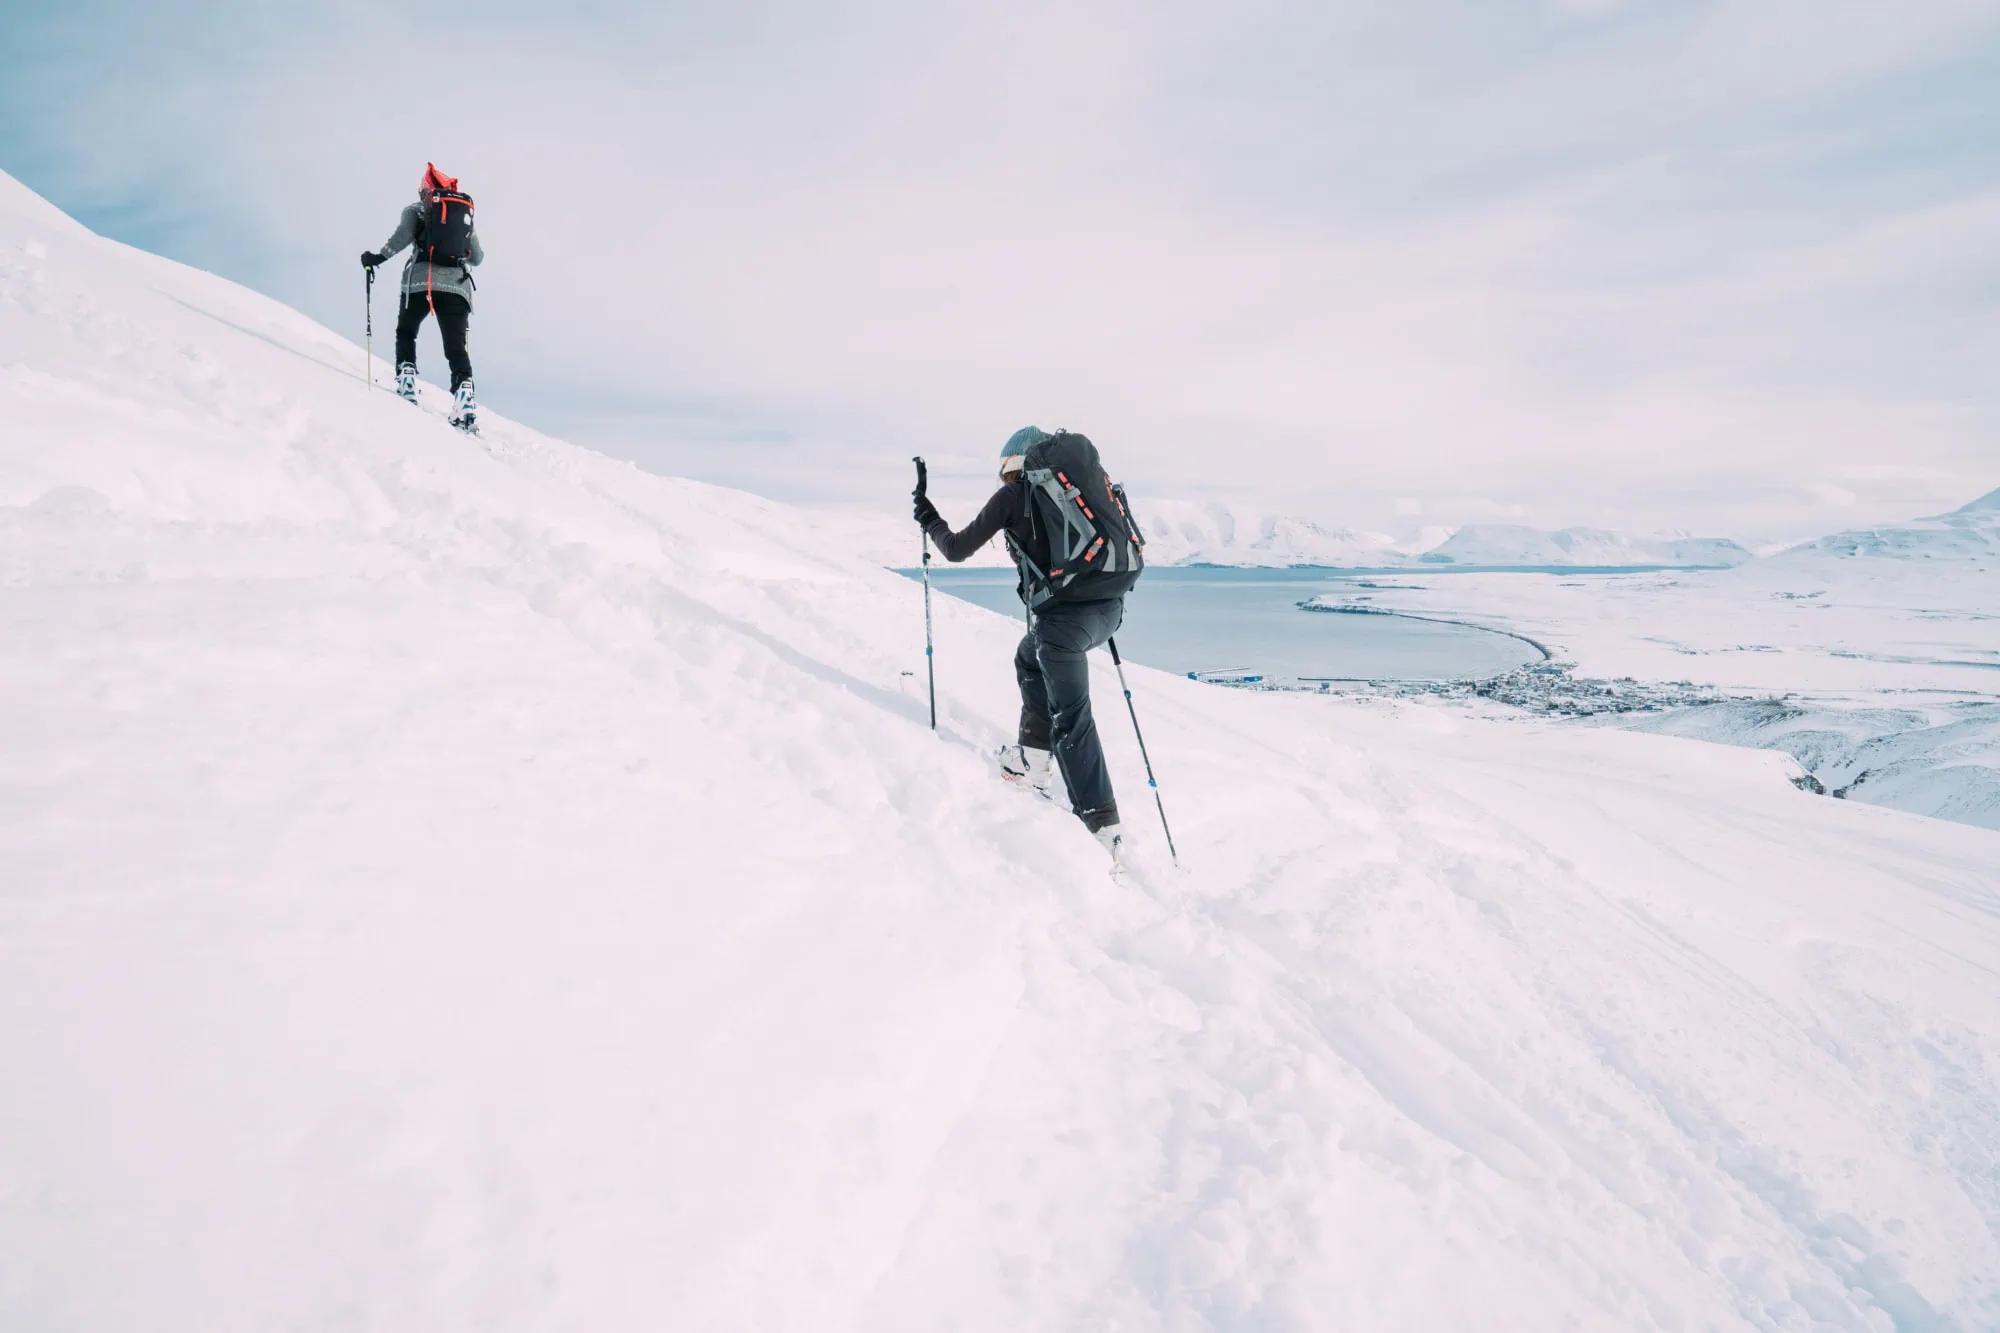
2,0,1994,540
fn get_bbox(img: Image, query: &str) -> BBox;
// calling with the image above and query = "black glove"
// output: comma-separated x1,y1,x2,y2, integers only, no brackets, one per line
911,456,938,528
361,250,385,269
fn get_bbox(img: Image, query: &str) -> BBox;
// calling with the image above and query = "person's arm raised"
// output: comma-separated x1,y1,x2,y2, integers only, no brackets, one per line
924,481,1017,564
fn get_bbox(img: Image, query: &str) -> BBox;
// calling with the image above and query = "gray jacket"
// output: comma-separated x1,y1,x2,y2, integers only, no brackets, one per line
379,201,484,307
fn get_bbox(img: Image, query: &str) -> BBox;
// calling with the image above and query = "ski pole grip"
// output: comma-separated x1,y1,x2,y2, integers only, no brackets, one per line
1108,636,1123,666
912,456,927,493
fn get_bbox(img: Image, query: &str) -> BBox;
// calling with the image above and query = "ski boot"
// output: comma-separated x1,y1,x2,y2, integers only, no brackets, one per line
394,362,418,403
1092,822,1125,866
998,744,1056,796
450,378,478,435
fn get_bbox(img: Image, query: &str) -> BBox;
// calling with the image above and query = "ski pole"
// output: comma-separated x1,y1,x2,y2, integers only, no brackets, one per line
914,456,936,731
364,264,374,390
1108,636,1177,866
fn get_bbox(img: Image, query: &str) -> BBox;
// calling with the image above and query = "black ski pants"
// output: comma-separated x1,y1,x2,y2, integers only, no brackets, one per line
1015,596,1124,832
394,291,472,391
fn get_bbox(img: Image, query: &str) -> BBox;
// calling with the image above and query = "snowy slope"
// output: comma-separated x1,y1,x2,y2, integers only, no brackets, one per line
1420,523,1751,568
6,171,2000,1331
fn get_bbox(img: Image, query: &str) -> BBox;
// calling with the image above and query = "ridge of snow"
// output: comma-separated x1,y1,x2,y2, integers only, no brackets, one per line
0,169,93,237
6,170,2000,1330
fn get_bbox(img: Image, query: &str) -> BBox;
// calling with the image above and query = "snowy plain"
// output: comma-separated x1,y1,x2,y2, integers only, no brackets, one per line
4,171,2000,1330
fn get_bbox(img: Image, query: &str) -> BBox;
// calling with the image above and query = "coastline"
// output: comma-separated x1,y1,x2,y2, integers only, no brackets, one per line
1296,600,1555,667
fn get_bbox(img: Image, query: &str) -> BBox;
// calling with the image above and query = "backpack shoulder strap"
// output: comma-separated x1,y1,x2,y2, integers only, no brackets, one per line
1022,467,1096,565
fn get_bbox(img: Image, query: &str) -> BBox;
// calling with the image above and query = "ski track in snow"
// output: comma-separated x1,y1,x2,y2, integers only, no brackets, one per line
5,173,2000,1331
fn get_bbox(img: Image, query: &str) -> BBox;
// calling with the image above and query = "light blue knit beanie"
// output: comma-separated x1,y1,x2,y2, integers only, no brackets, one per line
999,425,1050,472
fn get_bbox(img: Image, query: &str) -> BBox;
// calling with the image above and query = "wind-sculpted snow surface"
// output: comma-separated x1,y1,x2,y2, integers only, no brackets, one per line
5,171,2000,1330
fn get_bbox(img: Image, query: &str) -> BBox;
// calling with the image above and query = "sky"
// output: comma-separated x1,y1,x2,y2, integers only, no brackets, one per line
3,0,1996,542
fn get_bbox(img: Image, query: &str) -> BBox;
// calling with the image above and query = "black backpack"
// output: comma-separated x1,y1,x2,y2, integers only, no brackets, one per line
422,189,476,265
1006,431,1146,610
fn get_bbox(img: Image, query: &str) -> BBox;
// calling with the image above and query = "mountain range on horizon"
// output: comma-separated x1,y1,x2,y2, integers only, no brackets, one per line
1136,504,1759,570
1411,524,1752,569
1124,489,2000,571
1769,484,2000,568
843,486,2000,572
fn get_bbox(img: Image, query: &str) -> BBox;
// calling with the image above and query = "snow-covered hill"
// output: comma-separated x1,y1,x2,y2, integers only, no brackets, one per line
6,171,2000,1330
1419,523,1751,568
1771,486,2000,567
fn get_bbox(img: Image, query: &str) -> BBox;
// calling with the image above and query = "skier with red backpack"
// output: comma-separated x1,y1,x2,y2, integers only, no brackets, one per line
361,163,483,433
914,427,1148,861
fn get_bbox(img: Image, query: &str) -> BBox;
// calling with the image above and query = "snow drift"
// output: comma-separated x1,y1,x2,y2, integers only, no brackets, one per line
5,170,2000,1331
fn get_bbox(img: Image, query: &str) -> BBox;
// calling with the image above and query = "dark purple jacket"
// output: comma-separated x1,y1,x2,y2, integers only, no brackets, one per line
924,480,1030,563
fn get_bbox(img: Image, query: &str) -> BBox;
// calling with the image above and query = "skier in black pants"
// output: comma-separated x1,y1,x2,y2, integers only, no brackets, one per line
915,426,1126,857
361,162,483,431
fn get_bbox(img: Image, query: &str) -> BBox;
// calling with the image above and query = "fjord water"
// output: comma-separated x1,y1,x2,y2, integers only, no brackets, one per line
914,566,1544,682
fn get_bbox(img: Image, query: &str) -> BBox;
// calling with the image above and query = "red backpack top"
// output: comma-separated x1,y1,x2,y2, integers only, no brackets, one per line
419,163,475,265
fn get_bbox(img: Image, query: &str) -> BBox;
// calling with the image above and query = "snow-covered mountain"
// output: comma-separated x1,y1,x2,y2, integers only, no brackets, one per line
7,171,2000,1330
1770,485,2000,566
1417,523,1752,568
1137,508,1752,571
1136,499,1407,567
